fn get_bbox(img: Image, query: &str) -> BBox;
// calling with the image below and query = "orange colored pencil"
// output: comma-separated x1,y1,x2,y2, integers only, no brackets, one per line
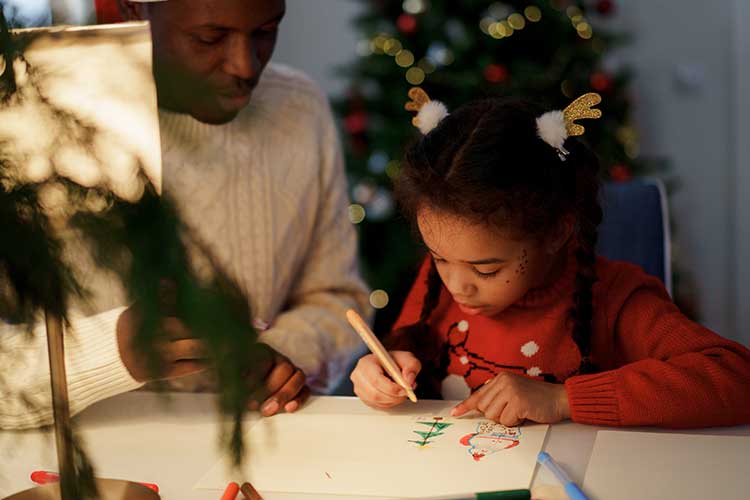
220,482,240,500
346,308,418,403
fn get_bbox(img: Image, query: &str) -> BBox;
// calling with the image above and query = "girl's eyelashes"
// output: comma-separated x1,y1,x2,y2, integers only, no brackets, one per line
473,268,501,279
432,256,501,279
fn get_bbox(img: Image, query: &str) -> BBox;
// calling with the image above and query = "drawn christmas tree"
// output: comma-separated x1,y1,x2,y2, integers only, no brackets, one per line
409,417,453,447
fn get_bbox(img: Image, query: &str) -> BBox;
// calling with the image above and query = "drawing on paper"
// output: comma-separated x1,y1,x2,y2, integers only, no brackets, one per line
409,416,454,448
460,421,521,461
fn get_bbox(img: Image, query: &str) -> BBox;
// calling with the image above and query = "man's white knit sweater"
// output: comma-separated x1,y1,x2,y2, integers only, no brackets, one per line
0,63,371,429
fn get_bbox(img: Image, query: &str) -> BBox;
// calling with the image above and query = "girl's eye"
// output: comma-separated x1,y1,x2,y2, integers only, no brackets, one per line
473,268,500,279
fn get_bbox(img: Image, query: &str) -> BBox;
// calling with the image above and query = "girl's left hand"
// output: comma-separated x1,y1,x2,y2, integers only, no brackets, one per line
451,372,571,426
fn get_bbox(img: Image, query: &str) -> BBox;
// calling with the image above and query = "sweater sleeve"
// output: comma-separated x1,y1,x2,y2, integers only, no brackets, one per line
0,307,143,429
565,273,750,428
258,99,371,394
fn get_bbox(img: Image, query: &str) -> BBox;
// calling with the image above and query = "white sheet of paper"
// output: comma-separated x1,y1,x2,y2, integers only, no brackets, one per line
195,410,548,498
582,431,750,500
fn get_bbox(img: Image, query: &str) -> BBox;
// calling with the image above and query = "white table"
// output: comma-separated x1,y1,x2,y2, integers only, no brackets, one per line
1,393,748,500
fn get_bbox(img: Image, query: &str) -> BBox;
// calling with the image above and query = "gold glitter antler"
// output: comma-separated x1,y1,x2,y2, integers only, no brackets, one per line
563,92,602,137
405,87,431,127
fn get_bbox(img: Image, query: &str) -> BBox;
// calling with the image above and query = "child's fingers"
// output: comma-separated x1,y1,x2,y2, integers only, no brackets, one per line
498,402,524,427
355,355,405,398
391,351,421,386
483,392,510,422
366,364,407,399
353,384,404,410
451,379,494,416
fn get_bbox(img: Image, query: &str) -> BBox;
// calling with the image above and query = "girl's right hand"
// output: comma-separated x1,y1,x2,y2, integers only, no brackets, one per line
350,351,421,410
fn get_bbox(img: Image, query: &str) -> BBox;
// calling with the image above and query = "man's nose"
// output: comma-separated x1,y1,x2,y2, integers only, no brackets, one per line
223,35,260,81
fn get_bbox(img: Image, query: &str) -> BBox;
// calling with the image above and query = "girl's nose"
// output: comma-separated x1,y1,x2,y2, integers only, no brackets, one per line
445,270,477,298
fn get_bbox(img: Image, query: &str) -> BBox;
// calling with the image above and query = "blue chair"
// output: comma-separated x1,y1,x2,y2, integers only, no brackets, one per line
597,178,672,295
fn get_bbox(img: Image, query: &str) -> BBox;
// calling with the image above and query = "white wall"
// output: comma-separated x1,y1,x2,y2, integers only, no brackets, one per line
273,0,749,344
273,0,362,96
732,0,750,345
612,0,736,340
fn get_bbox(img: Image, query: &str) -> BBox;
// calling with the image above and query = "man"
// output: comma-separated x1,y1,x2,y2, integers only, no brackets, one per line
0,0,370,428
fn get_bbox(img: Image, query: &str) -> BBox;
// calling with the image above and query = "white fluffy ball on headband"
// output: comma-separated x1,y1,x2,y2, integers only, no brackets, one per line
416,100,449,135
536,110,568,151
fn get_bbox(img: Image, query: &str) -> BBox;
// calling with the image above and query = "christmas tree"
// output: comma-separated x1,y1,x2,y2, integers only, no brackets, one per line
334,0,689,330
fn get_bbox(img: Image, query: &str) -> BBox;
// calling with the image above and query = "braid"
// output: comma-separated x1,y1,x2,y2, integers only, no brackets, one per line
383,258,445,398
420,259,442,323
570,166,603,374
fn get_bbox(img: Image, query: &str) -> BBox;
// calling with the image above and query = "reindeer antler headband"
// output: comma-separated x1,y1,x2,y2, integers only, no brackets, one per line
406,88,603,161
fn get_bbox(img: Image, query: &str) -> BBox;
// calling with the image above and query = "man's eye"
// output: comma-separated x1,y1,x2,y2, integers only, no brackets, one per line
255,24,279,37
194,34,225,45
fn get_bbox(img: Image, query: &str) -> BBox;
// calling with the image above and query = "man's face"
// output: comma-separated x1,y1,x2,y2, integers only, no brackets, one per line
130,0,285,124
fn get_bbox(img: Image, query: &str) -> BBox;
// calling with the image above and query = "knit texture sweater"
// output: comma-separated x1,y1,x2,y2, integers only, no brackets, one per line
0,63,370,429
389,254,750,428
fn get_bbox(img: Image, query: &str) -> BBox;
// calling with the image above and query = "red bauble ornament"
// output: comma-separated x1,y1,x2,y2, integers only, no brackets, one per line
596,0,615,15
484,64,509,84
345,111,368,135
590,72,613,92
610,164,632,183
397,13,418,35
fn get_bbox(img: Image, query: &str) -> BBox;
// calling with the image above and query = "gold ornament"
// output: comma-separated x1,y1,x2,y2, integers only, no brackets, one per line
563,92,603,137
405,87,431,127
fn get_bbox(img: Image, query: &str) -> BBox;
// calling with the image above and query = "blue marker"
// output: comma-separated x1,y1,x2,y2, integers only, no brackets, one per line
537,452,590,500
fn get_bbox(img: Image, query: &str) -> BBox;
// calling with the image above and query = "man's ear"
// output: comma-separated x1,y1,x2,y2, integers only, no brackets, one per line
117,0,147,21
545,214,576,255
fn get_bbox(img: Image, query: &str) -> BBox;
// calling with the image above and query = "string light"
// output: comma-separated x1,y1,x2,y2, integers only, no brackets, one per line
405,66,425,84
560,79,574,98
369,289,390,309
418,57,437,74
508,13,526,30
372,34,387,54
488,2,512,19
383,38,402,56
386,160,401,179
577,22,593,39
524,6,542,22
489,22,504,39
395,49,415,67
402,0,426,15
566,6,583,18
479,17,494,35
348,204,366,224
355,40,373,57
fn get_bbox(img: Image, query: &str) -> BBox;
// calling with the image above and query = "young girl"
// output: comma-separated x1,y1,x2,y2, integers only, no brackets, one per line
350,90,750,428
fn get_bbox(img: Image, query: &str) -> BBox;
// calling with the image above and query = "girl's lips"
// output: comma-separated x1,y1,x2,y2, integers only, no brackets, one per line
457,303,486,315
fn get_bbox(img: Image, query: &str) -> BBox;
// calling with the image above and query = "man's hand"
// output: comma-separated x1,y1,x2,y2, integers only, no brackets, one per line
451,371,571,426
249,347,310,416
117,306,207,383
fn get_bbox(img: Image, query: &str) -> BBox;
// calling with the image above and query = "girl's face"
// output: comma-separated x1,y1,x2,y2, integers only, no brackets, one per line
417,206,567,317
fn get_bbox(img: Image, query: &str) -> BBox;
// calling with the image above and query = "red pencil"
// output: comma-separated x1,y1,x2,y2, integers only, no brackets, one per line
220,482,240,500
30,471,159,493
